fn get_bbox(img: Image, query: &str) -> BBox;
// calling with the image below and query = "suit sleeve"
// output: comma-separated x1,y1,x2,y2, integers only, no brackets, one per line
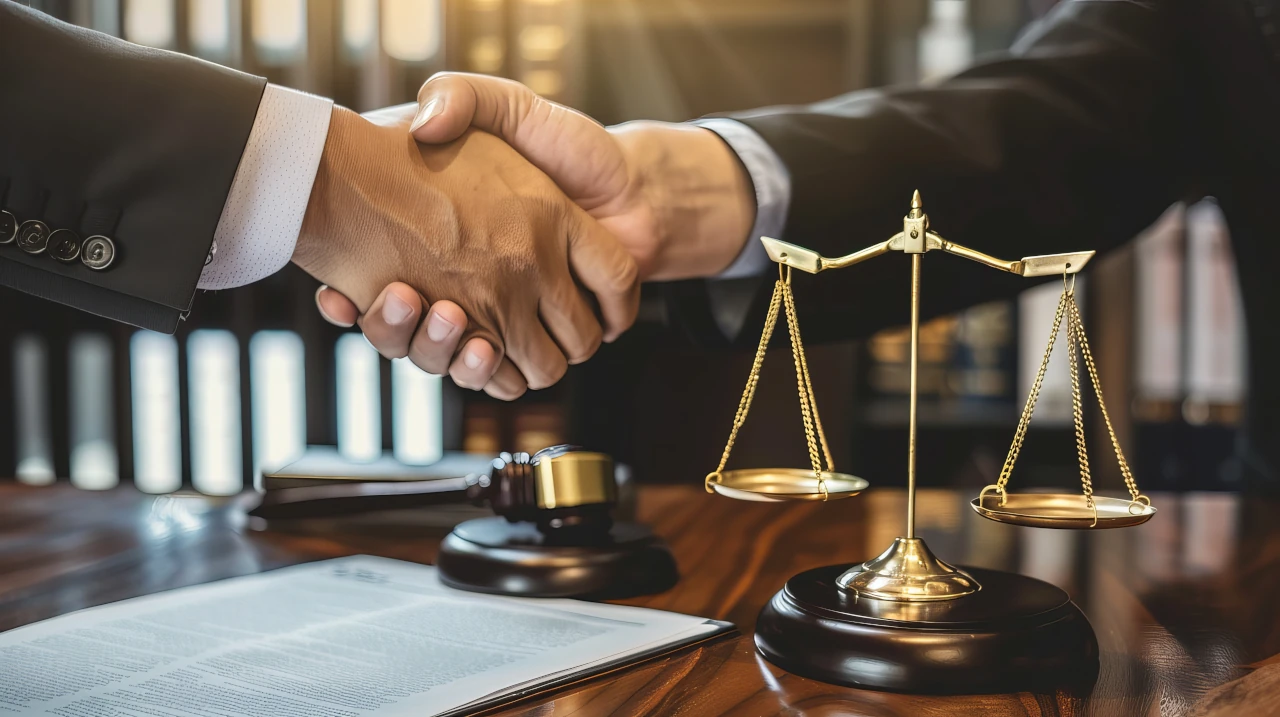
669,0,1204,348
0,1,267,333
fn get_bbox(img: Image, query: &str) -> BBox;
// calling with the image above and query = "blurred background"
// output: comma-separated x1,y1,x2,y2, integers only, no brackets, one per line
1,0,1245,502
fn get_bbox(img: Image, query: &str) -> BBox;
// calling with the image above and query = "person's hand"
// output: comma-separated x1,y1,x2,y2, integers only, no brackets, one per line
317,73,757,394
294,104,640,398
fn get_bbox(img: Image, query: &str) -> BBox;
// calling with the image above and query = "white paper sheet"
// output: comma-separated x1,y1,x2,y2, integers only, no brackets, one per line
0,556,720,716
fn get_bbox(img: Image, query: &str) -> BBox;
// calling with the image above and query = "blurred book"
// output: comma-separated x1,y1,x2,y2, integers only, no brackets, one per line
1182,199,1246,489
1184,199,1245,424
866,315,956,401
948,301,1015,404
263,446,494,491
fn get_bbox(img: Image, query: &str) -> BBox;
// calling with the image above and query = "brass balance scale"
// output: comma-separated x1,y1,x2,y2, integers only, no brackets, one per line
706,191,1155,694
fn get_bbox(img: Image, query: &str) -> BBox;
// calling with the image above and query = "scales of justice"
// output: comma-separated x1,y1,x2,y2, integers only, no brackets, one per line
705,191,1156,694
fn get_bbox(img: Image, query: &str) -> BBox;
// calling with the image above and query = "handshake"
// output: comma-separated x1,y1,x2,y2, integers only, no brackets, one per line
296,73,757,399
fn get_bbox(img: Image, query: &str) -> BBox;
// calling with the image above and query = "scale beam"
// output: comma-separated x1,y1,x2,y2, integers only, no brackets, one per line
760,235,1095,277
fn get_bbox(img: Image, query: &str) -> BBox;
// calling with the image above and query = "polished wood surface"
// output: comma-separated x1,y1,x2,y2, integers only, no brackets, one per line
1,482,1277,716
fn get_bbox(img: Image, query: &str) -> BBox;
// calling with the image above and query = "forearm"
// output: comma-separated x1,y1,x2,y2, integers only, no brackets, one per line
675,0,1201,347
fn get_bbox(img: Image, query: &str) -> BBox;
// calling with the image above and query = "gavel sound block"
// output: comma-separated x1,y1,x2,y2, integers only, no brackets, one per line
438,446,680,600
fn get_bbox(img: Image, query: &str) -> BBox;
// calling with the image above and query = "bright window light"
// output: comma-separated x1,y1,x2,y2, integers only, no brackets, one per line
1186,199,1245,406
70,334,118,490
77,0,121,36
918,0,972,83
392,357,443,465
124,0,175,48
249,331,306,488
13,336,54,486
252,0,306,63
336,333,382,462
342,0,378,56
189,330,244,496
131,331,183,494
519,24,566,62
382,0,440,62
189,0,232,58
468,36,504,73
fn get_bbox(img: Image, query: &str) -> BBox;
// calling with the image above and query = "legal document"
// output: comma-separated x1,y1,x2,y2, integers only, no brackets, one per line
0,556,728,716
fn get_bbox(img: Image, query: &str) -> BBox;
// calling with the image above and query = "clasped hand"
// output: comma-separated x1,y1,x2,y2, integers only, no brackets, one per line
292,98,641,397
305,73,755,398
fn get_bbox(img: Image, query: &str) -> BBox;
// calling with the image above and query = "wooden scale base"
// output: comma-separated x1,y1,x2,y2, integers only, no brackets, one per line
437,517,680,600
755,563,1099,694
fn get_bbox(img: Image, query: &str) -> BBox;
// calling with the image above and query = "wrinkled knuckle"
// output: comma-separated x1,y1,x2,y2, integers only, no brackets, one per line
610,257,640,297
409,338,450,376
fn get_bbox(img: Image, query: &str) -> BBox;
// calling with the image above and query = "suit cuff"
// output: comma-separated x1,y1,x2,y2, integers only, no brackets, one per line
692,118,791,280
198,84,333,290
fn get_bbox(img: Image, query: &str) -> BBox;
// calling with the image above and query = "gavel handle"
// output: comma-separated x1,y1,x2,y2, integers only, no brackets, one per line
247,478,472,520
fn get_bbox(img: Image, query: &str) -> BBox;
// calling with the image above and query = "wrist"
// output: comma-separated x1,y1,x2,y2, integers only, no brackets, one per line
613,121,754,280
294,105,353,279
294,105,391,310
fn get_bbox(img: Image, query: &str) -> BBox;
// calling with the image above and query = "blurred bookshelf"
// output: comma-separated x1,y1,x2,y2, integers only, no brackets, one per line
2,0,1247,498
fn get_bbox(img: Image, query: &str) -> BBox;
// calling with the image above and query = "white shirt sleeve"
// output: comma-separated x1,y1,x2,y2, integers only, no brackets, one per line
197,84,333,290
691,118,791,280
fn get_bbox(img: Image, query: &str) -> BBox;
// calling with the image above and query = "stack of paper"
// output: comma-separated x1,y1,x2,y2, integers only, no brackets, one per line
0,557,730,716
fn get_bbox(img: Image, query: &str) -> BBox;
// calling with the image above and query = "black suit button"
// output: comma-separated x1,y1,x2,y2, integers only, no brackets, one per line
49,229,81,263
0,211,16,244
81,235,116,270
16,220,50,254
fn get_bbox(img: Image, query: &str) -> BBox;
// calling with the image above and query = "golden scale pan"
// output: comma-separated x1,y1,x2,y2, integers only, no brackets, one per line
705,191,1156,530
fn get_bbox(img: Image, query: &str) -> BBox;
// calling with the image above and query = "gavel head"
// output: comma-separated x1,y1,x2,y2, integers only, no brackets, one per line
465,445,617,538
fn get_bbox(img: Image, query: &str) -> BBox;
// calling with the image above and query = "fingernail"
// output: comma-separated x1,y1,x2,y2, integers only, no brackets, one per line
382,293,414,325
464,350,483,370
314,285,354,328
426,312,456,342
409,98,443,133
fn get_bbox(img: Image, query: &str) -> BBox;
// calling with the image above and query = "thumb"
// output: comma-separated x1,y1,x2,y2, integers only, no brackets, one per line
408,73,479,145
411,72,628,213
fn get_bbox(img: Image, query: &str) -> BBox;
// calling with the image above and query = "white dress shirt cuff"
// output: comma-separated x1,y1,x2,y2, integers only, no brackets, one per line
198,84,333,290
692,118,791,280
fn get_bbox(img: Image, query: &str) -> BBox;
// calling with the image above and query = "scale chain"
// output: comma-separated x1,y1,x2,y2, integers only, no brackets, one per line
994,290,1069,495
795,321,835,473
1064,286,1095,510
706,266,832,498
988,276,1149,516
1067,294,1144,503
708,278,784,487
781,269,832,488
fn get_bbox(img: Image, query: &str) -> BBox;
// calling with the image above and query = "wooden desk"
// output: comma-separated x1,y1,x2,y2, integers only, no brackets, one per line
1,483,1277,716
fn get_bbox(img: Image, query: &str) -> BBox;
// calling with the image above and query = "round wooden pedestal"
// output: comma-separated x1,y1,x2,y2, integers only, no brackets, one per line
755,564,1099,694
437,517,679,600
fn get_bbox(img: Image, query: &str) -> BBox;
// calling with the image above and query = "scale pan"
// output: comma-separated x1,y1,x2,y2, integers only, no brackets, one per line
709,469,868,502
971,493,1155,529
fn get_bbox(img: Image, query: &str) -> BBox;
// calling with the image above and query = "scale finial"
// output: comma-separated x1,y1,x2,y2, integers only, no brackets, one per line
911,190,922,210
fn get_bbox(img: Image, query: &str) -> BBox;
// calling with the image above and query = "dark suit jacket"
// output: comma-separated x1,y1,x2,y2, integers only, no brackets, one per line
677,0,1280,486
0,1,265,333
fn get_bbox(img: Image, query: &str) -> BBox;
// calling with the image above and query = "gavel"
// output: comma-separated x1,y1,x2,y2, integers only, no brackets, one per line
466,446,617,538
248,444,619,537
